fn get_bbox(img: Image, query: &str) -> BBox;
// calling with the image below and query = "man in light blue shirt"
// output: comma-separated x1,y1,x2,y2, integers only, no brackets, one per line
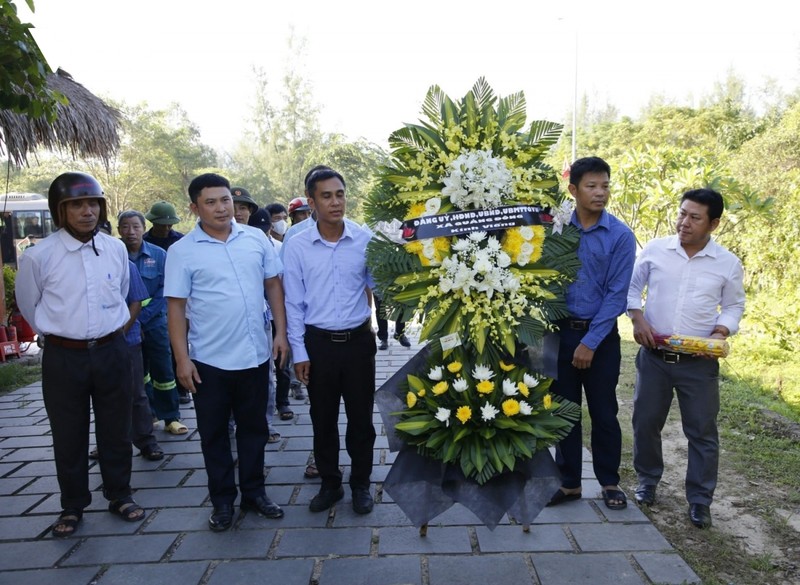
165,173,289,531
282,167,377,515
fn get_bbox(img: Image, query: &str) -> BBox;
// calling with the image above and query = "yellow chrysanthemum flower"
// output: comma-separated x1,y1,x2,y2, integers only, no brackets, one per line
406,392,417,408
447,361,462,373
417,388,426,397
499,360,515,372
502,399,521,416
543,394,552,409
456,405,472,424
406,202,427,219
517,382,530,397
476,380,494,395
432,381,449,395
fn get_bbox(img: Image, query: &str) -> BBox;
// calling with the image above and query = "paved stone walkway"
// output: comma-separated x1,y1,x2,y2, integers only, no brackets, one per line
0,339,700,585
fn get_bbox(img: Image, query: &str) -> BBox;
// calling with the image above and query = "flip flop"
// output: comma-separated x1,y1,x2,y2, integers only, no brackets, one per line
304,463,319,479
279,406,294,420
546,488,581,507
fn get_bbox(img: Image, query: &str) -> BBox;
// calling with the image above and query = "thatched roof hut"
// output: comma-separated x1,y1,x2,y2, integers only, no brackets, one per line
0,68,121,166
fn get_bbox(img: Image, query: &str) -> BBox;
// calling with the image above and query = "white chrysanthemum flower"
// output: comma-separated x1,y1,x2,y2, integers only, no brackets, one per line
496,251,512,268
517,253,531,266
428,366,443,381
506,276,521,292
485,237,501,252
472,364,495,381
519,226,534,240
424,197,441,215
502,379,518,396
520,242,534,256
435,407,451,426
519,401,533,416
480,402,500,421
523,373,540,387
452,238,471,252
439,277,454,293
468,231,487,243
473,256,493,274
453,378,468,392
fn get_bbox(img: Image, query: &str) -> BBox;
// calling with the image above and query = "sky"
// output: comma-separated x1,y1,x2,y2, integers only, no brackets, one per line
18,0,800,154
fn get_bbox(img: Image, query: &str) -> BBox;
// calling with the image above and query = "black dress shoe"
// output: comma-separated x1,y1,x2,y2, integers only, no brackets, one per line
241,495,284,519
689,503,712,528
309,486,344,512
352,487,374,514
635,484,657,506
378,338,389,351
208,504,234,531
394,333,411,348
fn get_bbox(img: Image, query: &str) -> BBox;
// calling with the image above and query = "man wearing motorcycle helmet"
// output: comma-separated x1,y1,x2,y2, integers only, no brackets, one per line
15,172,146,538
287,196,311,224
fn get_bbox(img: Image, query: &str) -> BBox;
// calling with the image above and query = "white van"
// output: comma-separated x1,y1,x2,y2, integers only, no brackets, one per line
0,193,57,268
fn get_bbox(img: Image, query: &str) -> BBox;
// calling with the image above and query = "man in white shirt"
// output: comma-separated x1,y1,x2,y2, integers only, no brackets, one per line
15,172,145,537
627,188,745,529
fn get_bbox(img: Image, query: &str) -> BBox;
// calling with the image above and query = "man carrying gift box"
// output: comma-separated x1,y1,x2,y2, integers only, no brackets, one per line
627,188,745,529
547,157,636,511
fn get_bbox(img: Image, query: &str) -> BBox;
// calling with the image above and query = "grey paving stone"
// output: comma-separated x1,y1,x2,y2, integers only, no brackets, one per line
0,539,76,570
0,566,100,585
171,529,275,561
284,437,314,451
61,534,177,566
0,494,44,516
132,486,209,508
275,527,372,557
0,426,51,437
0,407,43,417
633,552,701,584
0,416,47,427
27,493,110,515
207,559,313,585
17,475,63,495
142,506,215,533
129,469,189,489
428,554,533,585
160,453,207,470
7,461,57,477
97,560,208,585
476,524,573,552
532,500,603,524
0,476,32,495
427,503,485,526
1,446,55,463
533,552,646,585
378,526,471,554
264,450,315,466
268,465,316,485
179,469,208,487
597,501,651,523
49,510,149,537
0,435,54,448
332,502,413,528
262,484,295,506
570,523,671,552
158,441,203,454
238,504,327,530
0,514,53,539
269,424,314,438
319,556,421,585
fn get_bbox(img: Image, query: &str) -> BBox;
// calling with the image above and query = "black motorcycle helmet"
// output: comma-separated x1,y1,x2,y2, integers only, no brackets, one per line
48,172,108,230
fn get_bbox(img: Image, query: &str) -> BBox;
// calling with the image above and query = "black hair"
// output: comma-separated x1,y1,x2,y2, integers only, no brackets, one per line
304,165,333,189
266,203,288,216
568,156,611,187
681,188,725,221
117,210,146,227
306,168,346,198
188,173,230,203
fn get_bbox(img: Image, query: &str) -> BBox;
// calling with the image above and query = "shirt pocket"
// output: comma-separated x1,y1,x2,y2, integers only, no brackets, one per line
692,275,722,306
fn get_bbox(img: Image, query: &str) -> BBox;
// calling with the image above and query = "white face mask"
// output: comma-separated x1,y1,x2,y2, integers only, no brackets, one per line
271,219,288,235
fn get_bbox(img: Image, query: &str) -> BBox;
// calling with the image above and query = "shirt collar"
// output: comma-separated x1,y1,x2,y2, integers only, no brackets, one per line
570,209,610,232
191,219,243,243
310,220,352,244
667,234,719,259
57,227,107,252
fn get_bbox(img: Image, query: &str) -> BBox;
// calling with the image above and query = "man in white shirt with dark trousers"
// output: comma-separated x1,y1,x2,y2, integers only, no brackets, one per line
627,187,745,529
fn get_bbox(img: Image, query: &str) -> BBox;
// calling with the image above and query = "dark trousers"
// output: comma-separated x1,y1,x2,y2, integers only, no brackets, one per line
632,348,720,505
192,360,270,507
42,334,133,510
305,328,376,490
129,343,158,452
272,321,290,409
551,324,622,489
375,297,404,341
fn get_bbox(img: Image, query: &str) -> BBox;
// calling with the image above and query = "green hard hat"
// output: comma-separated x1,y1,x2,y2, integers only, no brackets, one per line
145,201,180,225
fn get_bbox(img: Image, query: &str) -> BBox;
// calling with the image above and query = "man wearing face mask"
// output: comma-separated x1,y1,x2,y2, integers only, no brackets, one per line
266,203,289,242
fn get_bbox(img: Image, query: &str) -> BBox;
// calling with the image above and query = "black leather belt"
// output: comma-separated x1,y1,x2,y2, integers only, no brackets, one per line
650,348,698,364
305,319,372,343
561,319,591,331
45,329,122,350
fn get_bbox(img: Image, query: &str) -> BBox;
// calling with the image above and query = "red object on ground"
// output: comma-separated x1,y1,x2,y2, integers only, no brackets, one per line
8,313,35,342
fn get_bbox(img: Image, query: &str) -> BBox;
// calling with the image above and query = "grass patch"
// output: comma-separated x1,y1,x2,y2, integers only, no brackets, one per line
0,360,41,395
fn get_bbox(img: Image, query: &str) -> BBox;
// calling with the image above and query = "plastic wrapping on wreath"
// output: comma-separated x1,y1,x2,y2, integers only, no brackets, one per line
652,333,730,357
375,343,562,530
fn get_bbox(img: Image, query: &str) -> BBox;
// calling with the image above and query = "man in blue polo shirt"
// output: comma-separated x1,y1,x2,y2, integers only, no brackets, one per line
165,173,289,531
546,157,636,511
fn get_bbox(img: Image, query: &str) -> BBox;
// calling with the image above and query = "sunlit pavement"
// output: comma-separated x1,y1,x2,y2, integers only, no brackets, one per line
0,335,699,585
